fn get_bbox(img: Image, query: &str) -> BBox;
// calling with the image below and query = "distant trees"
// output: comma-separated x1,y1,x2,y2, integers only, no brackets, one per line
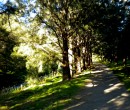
0,2,27,89
34,0,95,80
0,1,16,14
83,0,130,64
0,27,27,89
1,0,130,88
15,0,130,81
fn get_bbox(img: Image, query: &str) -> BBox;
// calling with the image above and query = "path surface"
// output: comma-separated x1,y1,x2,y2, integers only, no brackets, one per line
64,62,130,110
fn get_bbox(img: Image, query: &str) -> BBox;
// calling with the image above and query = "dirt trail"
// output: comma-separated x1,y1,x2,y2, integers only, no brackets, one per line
64,62,130,110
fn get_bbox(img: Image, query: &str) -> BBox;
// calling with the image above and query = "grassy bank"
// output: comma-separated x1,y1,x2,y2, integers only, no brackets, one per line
102,60,130,92
0,73,91,110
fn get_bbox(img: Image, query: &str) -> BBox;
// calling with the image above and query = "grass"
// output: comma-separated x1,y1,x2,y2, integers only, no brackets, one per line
101,60,130,92
2,54,129,110
0,73,91,110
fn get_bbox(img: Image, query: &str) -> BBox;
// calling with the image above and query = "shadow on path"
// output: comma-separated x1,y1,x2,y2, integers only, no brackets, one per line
64,62,130,110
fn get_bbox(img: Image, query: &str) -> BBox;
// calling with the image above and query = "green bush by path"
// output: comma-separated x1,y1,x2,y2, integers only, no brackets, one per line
102,61,130,92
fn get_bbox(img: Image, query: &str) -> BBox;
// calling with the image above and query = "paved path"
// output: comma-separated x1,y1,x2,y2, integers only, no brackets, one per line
64,62,130,110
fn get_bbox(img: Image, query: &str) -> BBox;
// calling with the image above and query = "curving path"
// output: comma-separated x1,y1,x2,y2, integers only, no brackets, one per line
64,62,130,110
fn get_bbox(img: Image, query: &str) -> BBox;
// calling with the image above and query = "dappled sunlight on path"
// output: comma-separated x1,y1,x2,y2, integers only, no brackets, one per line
64,62,130,110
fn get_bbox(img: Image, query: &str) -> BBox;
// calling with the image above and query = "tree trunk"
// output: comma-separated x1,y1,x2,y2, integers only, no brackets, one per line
68,37,73,77
72,47,77,75
86,30,92,67
82,53,87,70
62,35,71,81
87,42,92,67
77,47,81,73
82,35,87,70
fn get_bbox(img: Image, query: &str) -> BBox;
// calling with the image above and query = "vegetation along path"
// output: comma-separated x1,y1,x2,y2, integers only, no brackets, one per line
64,62,130,110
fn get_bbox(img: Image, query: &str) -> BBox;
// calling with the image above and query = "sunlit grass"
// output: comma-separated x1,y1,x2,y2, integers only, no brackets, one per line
0,73,91,110
102,60,130,92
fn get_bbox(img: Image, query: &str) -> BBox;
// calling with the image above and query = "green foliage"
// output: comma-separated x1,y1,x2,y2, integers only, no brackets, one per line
102,60,130,92
0,28,27,89
90,0,130,62
0,73,91,110
42,54,59,76
0,0,17,14
1,0,130,90
25,50,60,79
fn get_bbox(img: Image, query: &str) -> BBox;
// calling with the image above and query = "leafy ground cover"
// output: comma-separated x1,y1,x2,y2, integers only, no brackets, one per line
0,73,91,110
102,61,130,92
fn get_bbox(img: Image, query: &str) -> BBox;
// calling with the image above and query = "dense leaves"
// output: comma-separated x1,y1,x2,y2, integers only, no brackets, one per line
1,0,130,88
0,28,27,89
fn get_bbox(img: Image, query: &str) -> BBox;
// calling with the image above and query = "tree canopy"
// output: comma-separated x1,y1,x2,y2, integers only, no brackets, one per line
0,0,130,88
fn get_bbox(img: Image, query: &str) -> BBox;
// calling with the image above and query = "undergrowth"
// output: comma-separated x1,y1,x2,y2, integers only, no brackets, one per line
100,59,130,92
0,73,91,110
